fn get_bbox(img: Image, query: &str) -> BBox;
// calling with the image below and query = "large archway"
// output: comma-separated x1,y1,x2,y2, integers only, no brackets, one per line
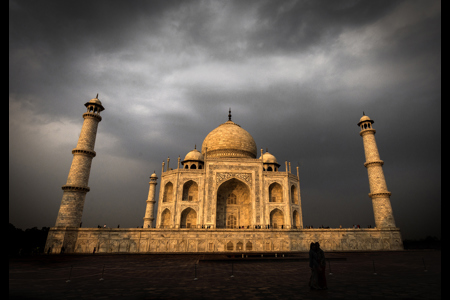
216,178,252,228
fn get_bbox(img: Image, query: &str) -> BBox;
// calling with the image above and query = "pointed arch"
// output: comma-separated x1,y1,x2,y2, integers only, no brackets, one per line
180,207,197,228
227,241,234,251
182,180,198,202
163,182,173,202
270,208,284,229
246,241,253,251
291,185,298,204
236,241,243,251
293,210,300,229
160,208,172,228
269,182,283,202
216,178,252,229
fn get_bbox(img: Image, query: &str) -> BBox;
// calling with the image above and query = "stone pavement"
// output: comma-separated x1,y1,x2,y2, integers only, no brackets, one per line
9,250,440,299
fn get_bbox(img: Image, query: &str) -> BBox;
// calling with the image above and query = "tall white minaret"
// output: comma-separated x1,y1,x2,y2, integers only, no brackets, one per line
143,172,158,228
54,95,104,227
358,113,396,228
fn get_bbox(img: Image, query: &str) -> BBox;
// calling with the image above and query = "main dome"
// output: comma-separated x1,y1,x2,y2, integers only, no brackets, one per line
201,120,257,159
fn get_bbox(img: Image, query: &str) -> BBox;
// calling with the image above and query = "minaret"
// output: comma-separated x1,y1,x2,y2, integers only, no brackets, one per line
54,95,104,227
143,171,158,228
358,113,396,228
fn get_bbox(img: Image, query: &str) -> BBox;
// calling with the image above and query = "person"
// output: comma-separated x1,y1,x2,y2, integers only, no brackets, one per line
315,242,327,290
309,242,321,290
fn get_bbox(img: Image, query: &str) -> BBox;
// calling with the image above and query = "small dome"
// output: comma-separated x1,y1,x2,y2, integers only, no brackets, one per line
88,98,103,106
260,152,278,164
84,94,105,111
150,172,158,178
183,148,204,162
357,113,374,126
359,115,371,122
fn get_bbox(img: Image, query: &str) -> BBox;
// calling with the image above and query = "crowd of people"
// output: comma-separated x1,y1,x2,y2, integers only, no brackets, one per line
309,242,327,290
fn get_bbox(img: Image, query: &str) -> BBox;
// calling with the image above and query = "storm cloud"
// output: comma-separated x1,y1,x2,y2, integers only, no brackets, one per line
9,0,440,239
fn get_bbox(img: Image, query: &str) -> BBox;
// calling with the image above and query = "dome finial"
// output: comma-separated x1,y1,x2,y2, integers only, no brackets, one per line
363,111,365,116
228,108,232,121
195,144,196,149
96,93,99,99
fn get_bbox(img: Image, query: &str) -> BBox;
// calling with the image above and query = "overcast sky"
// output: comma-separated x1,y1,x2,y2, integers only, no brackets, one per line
10,0,440,240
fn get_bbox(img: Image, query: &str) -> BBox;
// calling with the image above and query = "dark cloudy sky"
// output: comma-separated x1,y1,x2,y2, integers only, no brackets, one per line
9,0,440,240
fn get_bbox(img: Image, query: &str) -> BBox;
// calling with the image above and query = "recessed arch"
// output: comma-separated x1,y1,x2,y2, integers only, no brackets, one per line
270,208,284,229
291,185,298,204
163,182,173,202
180,207,197,228
246,241,253,251
227,241,234,251
236,241,243,251
269,182,283,202
293,210,300,229
216,178,252,229
160,208,172,228
182,180,198,202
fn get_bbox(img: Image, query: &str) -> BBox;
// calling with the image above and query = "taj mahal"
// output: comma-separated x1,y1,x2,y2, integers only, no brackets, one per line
45,95,403,254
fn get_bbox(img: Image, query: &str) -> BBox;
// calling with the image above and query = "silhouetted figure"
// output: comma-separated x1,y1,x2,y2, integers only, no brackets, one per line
60,246,65,254
309,242,320,290
315,242,327,290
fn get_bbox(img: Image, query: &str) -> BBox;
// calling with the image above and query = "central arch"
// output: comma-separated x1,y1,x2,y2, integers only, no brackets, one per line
216,178,252,229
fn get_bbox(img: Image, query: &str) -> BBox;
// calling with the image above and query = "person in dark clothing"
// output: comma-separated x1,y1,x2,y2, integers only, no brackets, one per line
315,242,327,290
309,242,321,290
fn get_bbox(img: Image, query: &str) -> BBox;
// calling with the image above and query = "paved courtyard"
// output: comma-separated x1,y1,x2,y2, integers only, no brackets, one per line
10,250,440,299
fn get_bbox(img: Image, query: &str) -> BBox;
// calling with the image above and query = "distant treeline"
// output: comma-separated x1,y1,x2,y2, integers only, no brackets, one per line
9,223,49,256
402,236,441,250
